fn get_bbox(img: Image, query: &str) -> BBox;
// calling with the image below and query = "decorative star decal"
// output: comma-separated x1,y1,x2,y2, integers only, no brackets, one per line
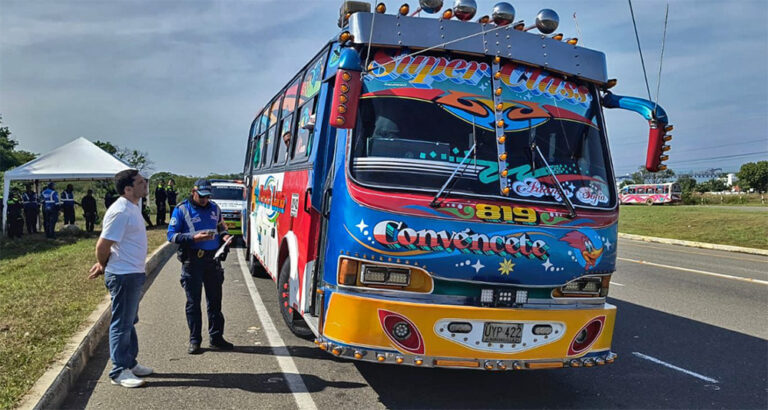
471,260,485,273
355,219,368,232
604,239,612,251
498,259,515,275
542,259,553,271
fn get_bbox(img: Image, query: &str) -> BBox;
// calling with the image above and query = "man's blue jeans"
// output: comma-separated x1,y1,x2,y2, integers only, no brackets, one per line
105,271,146,379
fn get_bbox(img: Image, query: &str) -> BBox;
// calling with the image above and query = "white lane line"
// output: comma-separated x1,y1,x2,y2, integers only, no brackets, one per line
610,281,625,287
237,249,318,410
632,352,719,384
618,257,768,286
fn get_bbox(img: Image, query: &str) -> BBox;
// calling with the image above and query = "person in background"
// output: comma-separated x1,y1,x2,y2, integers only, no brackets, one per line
105,187,118,210
88,169,153,388
41,182,60,238
6,188,24,239
166,179,178,217
154,181,167,226
140,198,153,228
82,189,98,233
61,184,78,225
22,184,39,234
167,179,233,354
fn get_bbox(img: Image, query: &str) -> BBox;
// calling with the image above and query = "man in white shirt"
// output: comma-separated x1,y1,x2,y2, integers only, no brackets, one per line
88,169,152,388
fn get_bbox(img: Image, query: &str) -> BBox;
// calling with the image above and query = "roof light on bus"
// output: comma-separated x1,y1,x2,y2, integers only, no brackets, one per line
605,78,618,89
496,120,505,128
499,152,507,161
453,0,477,21
339,31,353,43
376,2,387,13
442,8,453,19
491,2,515,26
659,155,669,162
340,83,350,93
419,0,444,14
399,3,410,15
661,145,671,152
663,135,672,142
665,125,674,132
513,20,525,30
477,15,490,24
498,136,506,144
551,33,564,41
495,87,502,96
535,9,559,34
566,37,578,45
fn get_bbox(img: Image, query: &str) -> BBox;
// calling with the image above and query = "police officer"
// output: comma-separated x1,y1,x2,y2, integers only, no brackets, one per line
22,184,39,234
167,179,233,354
41,182,60,238
6,188,24,238
166,178,178,217
61,184,77,225
154,181,167,226
140,197,153,228
81,189,98,232
104,187,118,210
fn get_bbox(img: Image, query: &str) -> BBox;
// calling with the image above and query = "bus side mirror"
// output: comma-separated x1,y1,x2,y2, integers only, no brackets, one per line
330,48,363,129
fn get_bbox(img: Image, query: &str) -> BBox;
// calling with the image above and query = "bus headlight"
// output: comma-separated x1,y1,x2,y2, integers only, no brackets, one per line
337,257,433,292
552,275,610,298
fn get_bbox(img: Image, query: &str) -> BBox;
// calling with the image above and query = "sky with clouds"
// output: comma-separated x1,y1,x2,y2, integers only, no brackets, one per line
1,0,766,177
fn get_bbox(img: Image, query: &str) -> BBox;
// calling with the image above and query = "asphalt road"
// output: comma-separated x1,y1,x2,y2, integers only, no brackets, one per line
63,238,768,409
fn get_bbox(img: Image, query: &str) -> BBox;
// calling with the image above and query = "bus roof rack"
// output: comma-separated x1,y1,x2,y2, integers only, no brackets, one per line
346,12,607,84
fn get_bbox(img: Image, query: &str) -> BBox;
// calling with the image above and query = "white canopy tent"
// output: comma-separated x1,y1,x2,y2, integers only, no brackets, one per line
2,137,131,234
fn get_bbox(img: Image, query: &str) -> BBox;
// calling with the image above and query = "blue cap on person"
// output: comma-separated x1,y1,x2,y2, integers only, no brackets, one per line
194,179,212,197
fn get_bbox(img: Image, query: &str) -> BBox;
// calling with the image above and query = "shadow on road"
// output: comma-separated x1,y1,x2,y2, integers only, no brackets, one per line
352,299,768,409
146,372,366,393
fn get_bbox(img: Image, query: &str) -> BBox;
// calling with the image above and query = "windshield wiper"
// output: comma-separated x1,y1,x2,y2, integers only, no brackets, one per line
429,142,476,208
532,144,577,218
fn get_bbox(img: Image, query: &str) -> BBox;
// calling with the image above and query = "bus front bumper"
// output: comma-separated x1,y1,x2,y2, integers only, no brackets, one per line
318,292,616,370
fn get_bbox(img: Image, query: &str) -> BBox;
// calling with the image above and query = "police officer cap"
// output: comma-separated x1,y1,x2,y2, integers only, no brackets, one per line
194,179,212,197
47,182,55,189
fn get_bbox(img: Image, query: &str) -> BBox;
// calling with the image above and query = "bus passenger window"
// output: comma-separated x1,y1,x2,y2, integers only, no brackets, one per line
293,99,316,160
276,114,293,164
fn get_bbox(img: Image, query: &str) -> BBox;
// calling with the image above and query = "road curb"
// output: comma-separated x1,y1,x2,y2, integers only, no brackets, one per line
618,233,768,256
18,241,178,410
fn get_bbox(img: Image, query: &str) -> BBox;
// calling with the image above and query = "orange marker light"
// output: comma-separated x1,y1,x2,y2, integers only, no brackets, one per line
338,105,347,114
499,153,507,161
336,117,345,126
339,31,352,42
399,3,409,15
376,2,386,13
339,94,349,103
498,136,506,144
342,72,352,81
501,169,508,177
552,33,563,41
494,71,502,79
340,83,349,93
496,103,503,111
502,186,510,195
496,120,505,128
566,38,578,45
442,8,453,19
495,87,502,96
494,56,501,64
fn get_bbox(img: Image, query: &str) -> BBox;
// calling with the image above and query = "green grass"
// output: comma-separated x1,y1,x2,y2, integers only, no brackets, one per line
0,228,167,409
619,205,768,250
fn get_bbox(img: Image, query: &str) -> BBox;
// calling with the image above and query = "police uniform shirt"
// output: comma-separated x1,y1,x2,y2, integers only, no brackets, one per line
41,188,59,210
62,190,76,208
167,199,227,251
22,192,38,209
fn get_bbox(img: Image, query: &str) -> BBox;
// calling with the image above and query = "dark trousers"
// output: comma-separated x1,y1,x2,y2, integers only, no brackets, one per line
142,211,153,227
43,209,58,238
155,202,166,225
180,259,225,344
24,208,38,233
7,217,23,238
63,206,75,224
84,212,96,232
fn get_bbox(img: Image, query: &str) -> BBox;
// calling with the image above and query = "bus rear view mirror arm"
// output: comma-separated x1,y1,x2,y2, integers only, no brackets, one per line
602,92,673,172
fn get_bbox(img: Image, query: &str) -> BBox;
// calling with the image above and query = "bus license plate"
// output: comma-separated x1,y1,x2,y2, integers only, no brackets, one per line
482,323,523,344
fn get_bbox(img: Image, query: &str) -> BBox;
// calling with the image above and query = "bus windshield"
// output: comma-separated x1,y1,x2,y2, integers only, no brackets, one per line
211,186,244,200
350,50,615,209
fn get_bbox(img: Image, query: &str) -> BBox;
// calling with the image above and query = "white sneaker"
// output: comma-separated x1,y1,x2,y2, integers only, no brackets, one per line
131,363,154,377
110,369,145,388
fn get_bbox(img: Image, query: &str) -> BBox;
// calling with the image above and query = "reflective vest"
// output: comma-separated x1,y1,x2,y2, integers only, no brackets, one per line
41,188,60,211
61,190,76,208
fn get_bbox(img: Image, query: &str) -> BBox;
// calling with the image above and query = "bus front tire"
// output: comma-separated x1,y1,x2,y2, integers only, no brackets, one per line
278,262,313,338
248,254,268,278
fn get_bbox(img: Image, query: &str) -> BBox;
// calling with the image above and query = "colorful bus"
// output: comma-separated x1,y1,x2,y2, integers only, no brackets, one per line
619,183,681,205
242,2,672,370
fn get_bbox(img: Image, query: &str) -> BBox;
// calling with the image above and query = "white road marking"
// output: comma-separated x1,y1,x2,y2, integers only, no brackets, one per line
237,249,318,410
618,257,768,286
610,281,625,287
632,352,719,384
